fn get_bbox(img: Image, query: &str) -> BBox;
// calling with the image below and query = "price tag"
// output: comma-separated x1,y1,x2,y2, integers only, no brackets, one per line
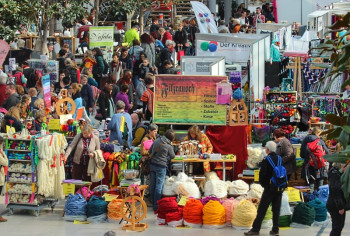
254,170,260,182
48,119,60,130
178,196,188,206
63,183,76,195
285,187,301,202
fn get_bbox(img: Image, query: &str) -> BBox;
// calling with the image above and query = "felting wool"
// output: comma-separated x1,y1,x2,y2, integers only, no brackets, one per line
200,196,222,205
155,197,179,220
170,173,201,198
247,183,264,199
205,171,220,181
247,147,266,169
229,180,249,195
292,202,316,226
202,200,226,228
204,179,228,198
64,193,87,222
307,198,327,222
222,198,239,225
87,196,108,223
107,199,125,220
231,199,257,227
183,199,203,226
162,176,176,196
279,215,291,227
280,192,292,216
166,207,183,227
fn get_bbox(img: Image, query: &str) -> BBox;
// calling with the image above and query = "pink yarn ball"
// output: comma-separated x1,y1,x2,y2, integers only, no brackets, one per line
222,198,239,224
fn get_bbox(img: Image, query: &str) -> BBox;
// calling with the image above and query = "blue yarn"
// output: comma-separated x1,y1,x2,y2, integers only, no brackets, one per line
87,196,108,217
232,88,243,100
307,198,327,222
65,194,87,216
318,185,329,204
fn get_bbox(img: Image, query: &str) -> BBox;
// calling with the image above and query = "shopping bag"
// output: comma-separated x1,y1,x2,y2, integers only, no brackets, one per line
177,50,185,61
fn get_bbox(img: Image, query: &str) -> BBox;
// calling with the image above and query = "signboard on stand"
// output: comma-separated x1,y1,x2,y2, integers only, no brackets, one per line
89,26,114,62
153,75,228,125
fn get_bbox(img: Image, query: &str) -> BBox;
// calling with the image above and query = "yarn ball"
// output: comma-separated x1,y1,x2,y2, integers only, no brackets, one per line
200,196,222,205
107,199,124,220
208,43,217,52
229,180,249,195
201,41,209,51
222,198,239,225
166,207,183,225
202,200,226,226
204,180,228,198
162,176,176,196
292,202,316,226
280,192,292,216
156,197,179,220
232,199,257,227
307,198,327,222
318,185,329,204
183,199,203,225
232,88,243,100
279,215,291,227
87,196,108,217
247,183,264,199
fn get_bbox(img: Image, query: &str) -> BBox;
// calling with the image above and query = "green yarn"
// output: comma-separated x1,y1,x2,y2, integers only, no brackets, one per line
307,198,327,222
279,215,291,227
264,205,273,221
292,202,316,226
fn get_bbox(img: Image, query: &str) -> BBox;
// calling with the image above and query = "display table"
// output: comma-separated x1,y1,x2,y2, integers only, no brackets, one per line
171,157,236,180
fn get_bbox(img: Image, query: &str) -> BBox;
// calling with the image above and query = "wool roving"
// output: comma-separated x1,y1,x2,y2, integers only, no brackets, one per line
222,198,239,225
229,180,249,195
200,196,223,205
183,199,203,226
107,199,124,220
291,202,316,226
155,197,179,220
231,199,257,227
247,183,264,199
162,176,176,196
202,200,226,227
279,215,291,227
64,193,87,221
204,179,228,198
166,207,183,227
205,171,220,181
307,198,327,222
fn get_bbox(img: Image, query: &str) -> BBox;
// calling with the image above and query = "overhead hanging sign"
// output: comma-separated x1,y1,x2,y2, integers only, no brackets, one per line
191,1,218,33
0,40,10,67
196,40,252,63
153,75,227,125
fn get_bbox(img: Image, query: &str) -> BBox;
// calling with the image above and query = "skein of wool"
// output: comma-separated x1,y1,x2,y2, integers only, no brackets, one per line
279,215,291,227
307,198,327,222
202,200,226,228
231,199,257,228
280,192,292,216
200,196,222,205
222,198,239,226
155,197,179,220
107,199,125,220
204,180,228,198
166,207,183,227
247,183,264,199
183,199,203,227
87,196,108,223
229,180,249,195
291,202,316,226
76,187,94,200
64,194,87,222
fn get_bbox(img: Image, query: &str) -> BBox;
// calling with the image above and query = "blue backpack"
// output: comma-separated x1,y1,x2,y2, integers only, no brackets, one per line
267,155,288,191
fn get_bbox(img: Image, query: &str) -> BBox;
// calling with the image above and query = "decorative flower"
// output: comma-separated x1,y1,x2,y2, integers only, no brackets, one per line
9,120,14,125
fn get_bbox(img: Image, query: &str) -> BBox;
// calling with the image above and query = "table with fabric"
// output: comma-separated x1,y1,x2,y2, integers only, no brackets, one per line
205,125,248,179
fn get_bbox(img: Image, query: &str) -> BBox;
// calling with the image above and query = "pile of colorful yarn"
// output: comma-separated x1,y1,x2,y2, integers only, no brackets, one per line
86,196,108,223
107,199,125,221
222,198,239,226
231,199,257,229
183,199,203,227
307,198,327,222
155,197,179,225
166,207,183,227
202,200,226,228
291,202,316,227
64,194,87,222
75,187,94,200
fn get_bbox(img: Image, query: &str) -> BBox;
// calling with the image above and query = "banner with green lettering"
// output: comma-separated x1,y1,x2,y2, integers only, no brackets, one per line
153,75,228,125
89,26,114,62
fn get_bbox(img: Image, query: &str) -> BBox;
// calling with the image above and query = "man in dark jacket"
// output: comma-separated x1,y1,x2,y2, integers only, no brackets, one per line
2,84,21,111
64,58,78,84
245,141,283,236
148,129,176,211
327,164,348,236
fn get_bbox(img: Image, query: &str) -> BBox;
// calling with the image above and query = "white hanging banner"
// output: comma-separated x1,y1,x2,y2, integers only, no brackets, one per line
191,1,218,34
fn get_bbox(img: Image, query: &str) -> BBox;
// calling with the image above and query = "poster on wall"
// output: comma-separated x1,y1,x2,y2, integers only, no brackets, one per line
89,26,114,62
28,59,59,84
196,40,252,63
153,75,228,125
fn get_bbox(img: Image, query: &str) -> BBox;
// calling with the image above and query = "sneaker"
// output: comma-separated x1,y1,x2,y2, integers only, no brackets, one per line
269,231,279,236
244,230,259,235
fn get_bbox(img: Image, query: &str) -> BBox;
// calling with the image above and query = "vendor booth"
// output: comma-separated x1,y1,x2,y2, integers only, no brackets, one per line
256,23,292,50
181,56,226,76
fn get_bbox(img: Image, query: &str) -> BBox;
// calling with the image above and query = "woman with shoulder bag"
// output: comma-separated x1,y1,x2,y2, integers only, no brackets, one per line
65,124,100,181
0,136,8,222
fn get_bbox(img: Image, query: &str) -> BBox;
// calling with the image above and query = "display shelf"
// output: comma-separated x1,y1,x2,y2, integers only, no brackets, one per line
7,192,33,195
8,171,34,174
6,138,32,141
9,159,32,162
267,91,297,94
7,181,33,184
7,149,31,152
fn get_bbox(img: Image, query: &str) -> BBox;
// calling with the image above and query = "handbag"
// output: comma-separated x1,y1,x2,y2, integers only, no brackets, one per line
143,139,154,151
177,46,185,61
142,142,165,175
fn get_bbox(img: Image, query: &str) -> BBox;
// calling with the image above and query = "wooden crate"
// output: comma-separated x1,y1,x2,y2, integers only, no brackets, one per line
229,99,248,126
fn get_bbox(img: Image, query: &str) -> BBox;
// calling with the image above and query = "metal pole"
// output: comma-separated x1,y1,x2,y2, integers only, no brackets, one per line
224,0,232,25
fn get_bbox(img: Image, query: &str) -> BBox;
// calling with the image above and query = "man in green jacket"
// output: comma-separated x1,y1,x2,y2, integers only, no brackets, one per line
124,25,140,47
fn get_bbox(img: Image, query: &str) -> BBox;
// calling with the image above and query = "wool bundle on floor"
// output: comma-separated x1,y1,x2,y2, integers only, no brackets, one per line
64,194,87,222
171,173,201,198
307,198,327,222
87,196,108,223
222,198,239,226
247,146,265,169
280,192,292,216
231,199,257,228
166,207,183,227
247,183,264,199
107,199,125,220
292,202,316,226
183,199,203,227
162,176,176,196
229,180,249,195
202,200,226,228
155,197,179,222
204,179,228,198
279,215,291,227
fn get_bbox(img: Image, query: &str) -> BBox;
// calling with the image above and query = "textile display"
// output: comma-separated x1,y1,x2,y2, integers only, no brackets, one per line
64,193,87,222
279,215,291,227
166,208,183,227
228,180,249,195
107,199,125,220
307,198,327,222
216,82,232,105
171,173,201,198
222,198,239,226
155,197,179,222
247,183,264,199
206,126,248,178
204,179,228,198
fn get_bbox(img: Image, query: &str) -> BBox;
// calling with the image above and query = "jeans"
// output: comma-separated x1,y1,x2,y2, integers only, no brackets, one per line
150,164,167,211
133,75,139,89
252,186,283,233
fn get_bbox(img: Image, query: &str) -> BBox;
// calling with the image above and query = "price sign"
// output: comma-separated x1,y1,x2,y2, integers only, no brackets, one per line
62,183,75,195
178,196,189,206
254,170,260,182
48,119,60,130
285,187,301,202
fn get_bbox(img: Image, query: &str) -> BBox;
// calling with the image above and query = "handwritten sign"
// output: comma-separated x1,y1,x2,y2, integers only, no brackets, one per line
0,40,10,67
285,187,301,202
48,119,60,130
178,196,189,206
153,75,227,125
62,183,75,195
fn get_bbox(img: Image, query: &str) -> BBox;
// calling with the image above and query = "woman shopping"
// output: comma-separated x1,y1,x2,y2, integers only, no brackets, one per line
65,124,100,181
0,136,8,222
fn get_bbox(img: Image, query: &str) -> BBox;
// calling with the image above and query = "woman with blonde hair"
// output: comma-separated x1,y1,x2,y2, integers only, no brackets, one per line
301,127,329,192
184,125,213,172
1,105,23,132
69,83,83,119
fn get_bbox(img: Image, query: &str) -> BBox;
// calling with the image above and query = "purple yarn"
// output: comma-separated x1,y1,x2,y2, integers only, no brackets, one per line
200,196,222,205
100,143,114,153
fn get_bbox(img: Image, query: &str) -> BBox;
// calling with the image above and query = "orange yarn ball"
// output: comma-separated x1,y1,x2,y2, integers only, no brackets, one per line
183,199,203,224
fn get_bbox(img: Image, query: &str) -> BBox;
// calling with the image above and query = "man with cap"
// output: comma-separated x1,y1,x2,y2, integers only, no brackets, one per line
124,24,140,47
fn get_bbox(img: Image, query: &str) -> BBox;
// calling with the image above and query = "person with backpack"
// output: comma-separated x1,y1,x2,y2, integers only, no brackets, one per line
301,127,329,193
274,128,296,179
22,61,36,89
64,58,78,84
245,141,286,236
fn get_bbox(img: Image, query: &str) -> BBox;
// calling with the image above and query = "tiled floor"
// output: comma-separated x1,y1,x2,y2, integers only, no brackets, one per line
0,197,348,236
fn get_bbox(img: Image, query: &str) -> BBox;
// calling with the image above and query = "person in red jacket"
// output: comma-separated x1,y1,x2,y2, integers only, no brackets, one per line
159,27,173,47
0,73,8,107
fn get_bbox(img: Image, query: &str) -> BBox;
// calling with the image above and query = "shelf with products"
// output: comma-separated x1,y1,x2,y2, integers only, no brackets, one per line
265,91,297,104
